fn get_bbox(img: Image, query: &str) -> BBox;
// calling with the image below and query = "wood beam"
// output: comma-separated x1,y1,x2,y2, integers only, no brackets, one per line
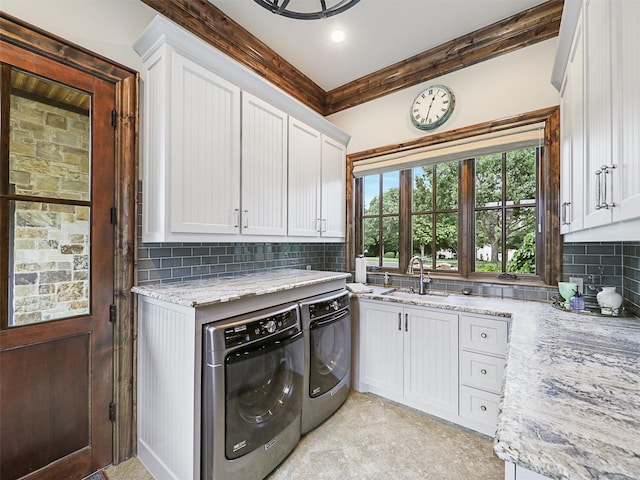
325,0,563,114
139,1,562,116
139,0,327,113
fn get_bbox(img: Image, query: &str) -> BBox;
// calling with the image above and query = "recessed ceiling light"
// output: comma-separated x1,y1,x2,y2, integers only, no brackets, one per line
330,30,346,43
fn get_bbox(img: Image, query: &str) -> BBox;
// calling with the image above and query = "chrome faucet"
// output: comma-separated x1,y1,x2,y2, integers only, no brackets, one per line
407,256,428,295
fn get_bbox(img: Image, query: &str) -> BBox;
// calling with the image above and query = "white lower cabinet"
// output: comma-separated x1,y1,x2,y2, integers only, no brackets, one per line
357,299,509,437
359,300,458,418
505,462,553,480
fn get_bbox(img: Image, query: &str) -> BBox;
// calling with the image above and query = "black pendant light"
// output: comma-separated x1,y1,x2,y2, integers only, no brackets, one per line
253,0,360,20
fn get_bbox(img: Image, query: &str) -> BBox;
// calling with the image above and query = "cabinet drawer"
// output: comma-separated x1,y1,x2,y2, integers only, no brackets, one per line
460,351,505,394
459,315,508,356
459,385,500,429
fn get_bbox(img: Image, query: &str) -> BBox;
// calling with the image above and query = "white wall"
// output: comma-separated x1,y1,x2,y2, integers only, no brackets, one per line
2,0,156,72
327,38,560,153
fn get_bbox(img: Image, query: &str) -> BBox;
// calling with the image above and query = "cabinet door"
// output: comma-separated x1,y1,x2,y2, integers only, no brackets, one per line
320,135,346,238
583,0,614,229
170,51,241,235
612,0,640,223
288,117,321,237
560,15,585,234
359,301,404,398
241,92,288,236
403,307,458,414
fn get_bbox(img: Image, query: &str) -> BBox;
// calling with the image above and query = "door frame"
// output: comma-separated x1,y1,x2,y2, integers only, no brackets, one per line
1,13,138,464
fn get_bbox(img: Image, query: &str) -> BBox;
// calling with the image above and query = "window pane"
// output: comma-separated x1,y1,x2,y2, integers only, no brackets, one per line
413,166,433,212
506,148,536,205
10,200,91,326
382,216,399,269
363,217,380,266
10,70,91,201
436,213,458,271
435,162,458,210
363,175,379,216
506,207,536,274
475,209,502,272
412,213,432,260
382,171,399,214
475,153,502,206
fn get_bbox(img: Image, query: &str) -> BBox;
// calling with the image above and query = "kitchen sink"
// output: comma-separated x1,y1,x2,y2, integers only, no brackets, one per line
381,288,449,299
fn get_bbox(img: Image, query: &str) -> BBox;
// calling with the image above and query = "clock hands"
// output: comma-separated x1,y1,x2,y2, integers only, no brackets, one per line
425,94,436,120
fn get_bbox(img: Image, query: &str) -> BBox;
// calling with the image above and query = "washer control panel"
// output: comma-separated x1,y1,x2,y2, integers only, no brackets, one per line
308,292,350,320
224,307,299,348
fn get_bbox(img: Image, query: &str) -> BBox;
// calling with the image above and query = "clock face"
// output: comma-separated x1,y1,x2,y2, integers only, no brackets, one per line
410,85,455,130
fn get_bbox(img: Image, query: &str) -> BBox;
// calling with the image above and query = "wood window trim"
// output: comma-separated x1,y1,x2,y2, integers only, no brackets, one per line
346,106,561,286
1,12,139,463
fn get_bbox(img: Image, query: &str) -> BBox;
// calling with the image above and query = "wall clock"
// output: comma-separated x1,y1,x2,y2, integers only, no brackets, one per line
410,85,455,130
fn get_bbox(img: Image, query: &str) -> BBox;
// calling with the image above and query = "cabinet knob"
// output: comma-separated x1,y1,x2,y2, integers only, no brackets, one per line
481,369,487,375
480,405,487,412
481,332,488,339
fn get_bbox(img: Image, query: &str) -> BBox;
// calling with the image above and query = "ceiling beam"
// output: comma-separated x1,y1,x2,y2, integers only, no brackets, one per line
141,0,563,117
140,0,328,113
325,0,563,115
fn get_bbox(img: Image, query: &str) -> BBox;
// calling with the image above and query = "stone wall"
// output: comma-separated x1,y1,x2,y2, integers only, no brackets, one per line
10,94,91,325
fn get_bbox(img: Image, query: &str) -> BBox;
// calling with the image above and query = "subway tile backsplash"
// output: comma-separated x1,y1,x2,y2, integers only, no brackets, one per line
138,242,346,285
562,241,640,317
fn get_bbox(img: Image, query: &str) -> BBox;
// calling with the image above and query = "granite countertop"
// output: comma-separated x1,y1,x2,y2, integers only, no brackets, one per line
132,269,350,308
357,287,640,480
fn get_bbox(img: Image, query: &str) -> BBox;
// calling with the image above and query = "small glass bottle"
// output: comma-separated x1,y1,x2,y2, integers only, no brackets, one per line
569,292,584,310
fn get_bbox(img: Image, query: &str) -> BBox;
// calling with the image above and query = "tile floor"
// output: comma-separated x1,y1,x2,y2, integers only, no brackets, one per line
105,392,503,480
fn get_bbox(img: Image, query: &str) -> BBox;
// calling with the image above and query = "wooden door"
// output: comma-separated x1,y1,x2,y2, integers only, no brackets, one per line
1,42,115,480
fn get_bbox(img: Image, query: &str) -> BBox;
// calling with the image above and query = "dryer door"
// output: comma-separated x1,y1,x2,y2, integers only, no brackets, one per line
309,310,351,398
225,331,303,460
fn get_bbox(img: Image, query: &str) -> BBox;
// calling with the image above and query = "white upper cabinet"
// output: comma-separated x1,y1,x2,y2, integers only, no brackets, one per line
611,0,640,224
140,45,241,242
321,135,347,238
559,13,584,235
288,118,347,239
552,0,640,241
133,16,350,243
241,93,288,236
583,0,613,229
288,117,322,237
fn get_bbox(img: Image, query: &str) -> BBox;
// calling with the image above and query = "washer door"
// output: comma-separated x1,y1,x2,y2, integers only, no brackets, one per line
309,311,351,398
225,331,303,460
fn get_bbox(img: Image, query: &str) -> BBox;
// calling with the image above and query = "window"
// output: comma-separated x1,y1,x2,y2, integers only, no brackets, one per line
363,172,400,269
474,149,537,274
360,146,537,276
349,109,560,284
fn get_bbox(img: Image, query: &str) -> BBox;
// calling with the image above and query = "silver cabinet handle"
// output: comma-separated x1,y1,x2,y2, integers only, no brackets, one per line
481,332,488,339
243,210,249,228
317,218,322,233
595,169,602,209
481,369,487,375
234,208,240,228
561,202,571,226
596,165,617,210
398,313,401,331
404,313,408,332
480,405,487,412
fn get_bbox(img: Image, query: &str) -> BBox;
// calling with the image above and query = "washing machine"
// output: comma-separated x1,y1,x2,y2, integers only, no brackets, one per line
299,289,351,434
202,303,304,480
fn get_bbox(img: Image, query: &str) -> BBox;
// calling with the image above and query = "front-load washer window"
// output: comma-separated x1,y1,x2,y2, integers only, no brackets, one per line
309,310,350,398
225,332,303,460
